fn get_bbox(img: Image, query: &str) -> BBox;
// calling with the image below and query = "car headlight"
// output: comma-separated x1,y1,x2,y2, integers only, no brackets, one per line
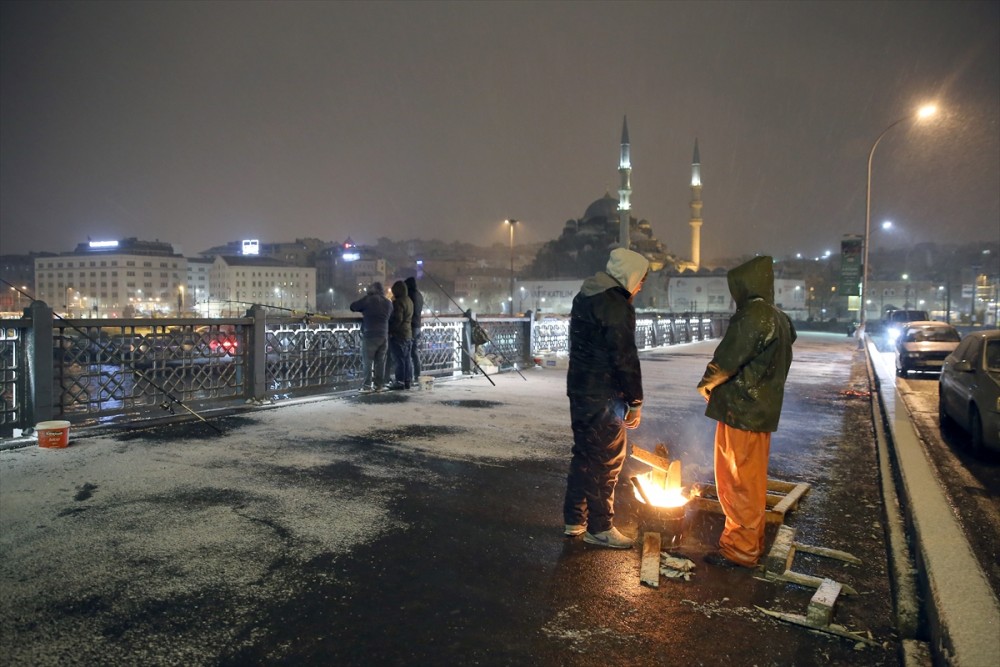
888,328,901,344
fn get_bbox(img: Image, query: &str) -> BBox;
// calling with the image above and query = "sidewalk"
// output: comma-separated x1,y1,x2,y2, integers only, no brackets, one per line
1,334,903,666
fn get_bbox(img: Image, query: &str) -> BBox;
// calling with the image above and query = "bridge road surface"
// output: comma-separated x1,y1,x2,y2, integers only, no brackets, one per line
1,333,905,666
883,354,1000,601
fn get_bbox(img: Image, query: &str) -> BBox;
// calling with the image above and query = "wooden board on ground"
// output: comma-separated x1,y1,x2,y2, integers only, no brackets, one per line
690,478,811,524
640,532,662,588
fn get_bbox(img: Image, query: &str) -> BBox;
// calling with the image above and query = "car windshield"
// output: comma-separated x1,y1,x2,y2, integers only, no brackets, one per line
986,340,1000,372
905,327,960,343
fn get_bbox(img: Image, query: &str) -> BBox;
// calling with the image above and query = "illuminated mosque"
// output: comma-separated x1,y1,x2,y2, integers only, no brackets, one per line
526,117,704,279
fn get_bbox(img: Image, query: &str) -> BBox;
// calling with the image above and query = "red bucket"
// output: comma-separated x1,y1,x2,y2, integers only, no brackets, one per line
36,420,71,448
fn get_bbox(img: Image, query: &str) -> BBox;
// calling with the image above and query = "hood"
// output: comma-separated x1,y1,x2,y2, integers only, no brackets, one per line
404,277,417,292
727,256,775,308
391,281,407,299
605,248,649,294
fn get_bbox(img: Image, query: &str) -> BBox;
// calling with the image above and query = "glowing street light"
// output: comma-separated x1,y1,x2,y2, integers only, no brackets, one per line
504,219,519,315
860,103,938,329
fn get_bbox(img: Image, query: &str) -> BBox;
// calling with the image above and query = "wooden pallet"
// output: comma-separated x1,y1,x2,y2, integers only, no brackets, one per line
689,478,810,524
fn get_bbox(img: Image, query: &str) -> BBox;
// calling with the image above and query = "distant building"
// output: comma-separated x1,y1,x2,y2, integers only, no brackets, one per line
315,239,386,311
199,238,326,267
0,253,47,315
33,238,186,317
513,280,580,315
186,257,213,314
207,255,315,317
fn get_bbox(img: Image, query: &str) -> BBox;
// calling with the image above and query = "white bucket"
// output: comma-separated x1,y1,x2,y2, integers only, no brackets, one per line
36,420,71,448
418,375,434,391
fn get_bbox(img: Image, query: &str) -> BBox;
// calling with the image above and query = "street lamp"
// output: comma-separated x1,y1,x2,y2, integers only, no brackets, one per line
860,103,937,329
505,219,519,315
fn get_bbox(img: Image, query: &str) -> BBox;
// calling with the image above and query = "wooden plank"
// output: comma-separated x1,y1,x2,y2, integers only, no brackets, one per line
764,525,797,576
630,446,671,472
806,578,842,625
756,606,878,646
667,460,682,490
640,532,662,588
771,482,811,516
775,570,858,596
697,483,787,510
794,542,862,565
766,479,799,493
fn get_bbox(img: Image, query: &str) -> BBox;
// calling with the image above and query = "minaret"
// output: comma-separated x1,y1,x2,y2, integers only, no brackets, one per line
618,116,632,249
689,139,703,270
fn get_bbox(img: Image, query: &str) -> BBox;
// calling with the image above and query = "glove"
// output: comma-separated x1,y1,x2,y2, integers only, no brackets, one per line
623,404,642,430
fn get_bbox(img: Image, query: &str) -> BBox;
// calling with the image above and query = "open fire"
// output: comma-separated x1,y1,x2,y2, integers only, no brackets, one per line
631,459,691,508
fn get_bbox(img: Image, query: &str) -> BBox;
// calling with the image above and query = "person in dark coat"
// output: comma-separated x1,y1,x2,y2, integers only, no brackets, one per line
350,282,392,392
405,276,424,378
563,247,649,549
388,280,414,390
697,255,796,568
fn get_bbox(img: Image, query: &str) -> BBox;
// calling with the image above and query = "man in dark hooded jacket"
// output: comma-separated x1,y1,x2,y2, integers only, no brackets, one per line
563,247,649,549
405,277,424,378
388,280,414,390
697,255,796,568
350,282,392,392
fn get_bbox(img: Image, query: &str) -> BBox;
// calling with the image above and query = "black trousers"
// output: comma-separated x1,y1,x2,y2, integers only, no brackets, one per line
562,396,627,533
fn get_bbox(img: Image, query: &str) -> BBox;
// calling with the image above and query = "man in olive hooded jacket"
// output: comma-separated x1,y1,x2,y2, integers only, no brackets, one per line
563,247,649,549
697,255,796,568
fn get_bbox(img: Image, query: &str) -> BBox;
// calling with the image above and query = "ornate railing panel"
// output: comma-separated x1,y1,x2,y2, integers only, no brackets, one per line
51,319,249,420
416,320,463,374
265,320,362,395
474,318,527,370
533,318,569,353
0,324,26,428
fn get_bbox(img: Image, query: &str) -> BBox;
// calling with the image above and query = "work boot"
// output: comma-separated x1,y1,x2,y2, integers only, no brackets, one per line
703,551,752,569
563,524,586,537
583,527,633,549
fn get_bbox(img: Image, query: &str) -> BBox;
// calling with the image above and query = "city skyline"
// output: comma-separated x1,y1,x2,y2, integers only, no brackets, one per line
2,2,997,262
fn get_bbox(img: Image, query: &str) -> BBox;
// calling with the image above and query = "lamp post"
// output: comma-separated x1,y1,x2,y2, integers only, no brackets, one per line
860,104,937,329
505,219,519,315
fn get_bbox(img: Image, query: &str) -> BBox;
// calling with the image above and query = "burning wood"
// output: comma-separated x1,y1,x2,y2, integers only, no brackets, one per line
630,454,691,509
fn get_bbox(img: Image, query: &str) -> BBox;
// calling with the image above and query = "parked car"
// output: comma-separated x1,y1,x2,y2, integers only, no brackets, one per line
884,309,930,346
938,329,1000,454
895,321,961,376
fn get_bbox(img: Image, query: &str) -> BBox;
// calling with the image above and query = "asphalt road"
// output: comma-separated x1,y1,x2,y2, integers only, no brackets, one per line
888,361,1000,599
0,333,904,666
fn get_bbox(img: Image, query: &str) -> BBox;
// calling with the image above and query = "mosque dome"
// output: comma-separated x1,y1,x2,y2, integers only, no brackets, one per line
583,193,620,223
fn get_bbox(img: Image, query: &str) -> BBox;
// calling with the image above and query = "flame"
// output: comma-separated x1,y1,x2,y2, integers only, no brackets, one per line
633,466,690,508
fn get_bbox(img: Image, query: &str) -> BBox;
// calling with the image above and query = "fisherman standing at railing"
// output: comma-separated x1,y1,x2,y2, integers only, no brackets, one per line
405,277,424,379
388,281,414,390
350,282,392,394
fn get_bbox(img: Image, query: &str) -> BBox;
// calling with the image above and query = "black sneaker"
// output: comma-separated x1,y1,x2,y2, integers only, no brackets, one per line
703,551,747,568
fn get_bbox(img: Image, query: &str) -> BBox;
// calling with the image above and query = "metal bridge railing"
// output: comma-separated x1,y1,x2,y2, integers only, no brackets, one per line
0,302,726,434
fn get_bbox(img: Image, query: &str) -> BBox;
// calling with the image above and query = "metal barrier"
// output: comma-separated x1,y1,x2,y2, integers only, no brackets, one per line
0,303,727,434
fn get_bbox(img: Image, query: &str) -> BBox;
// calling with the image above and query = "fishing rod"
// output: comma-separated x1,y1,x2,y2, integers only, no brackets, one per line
3,278,223,434
208,300,334,323
423,272,527,382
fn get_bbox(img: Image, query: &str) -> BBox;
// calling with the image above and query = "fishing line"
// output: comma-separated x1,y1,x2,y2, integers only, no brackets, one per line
423,272,527,382
3,278,224,434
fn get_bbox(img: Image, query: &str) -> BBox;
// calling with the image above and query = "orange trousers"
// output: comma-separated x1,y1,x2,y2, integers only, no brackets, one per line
713,422,771,567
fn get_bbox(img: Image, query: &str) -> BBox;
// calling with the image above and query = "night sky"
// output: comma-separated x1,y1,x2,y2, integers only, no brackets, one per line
1,1,997,262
